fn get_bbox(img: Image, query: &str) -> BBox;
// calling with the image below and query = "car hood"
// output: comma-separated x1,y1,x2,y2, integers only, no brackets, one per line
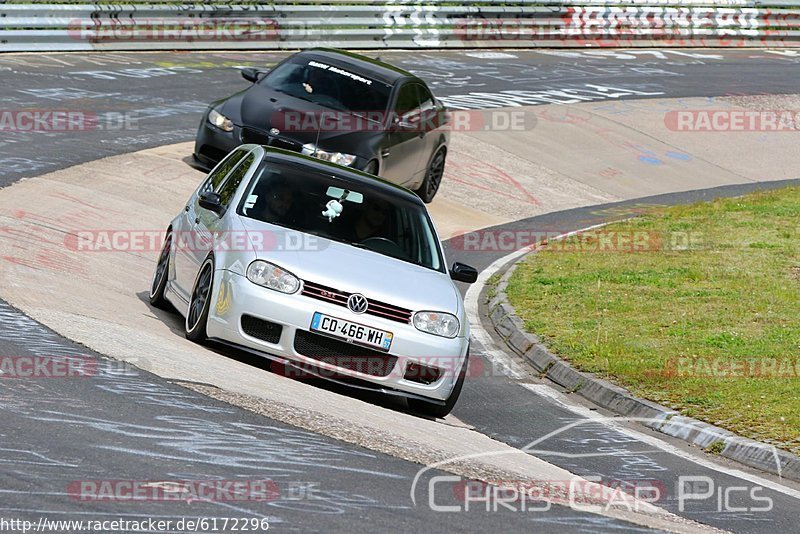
228,86,381,157
238,217,459,315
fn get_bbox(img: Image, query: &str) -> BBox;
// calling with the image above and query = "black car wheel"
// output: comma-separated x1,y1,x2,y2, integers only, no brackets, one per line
408,350,468,418
185,257,214,342
415,148,445,204
149,231,172,309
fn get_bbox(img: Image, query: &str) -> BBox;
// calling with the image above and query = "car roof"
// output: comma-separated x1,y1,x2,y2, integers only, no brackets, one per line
299,48,415,86
252,145,425,205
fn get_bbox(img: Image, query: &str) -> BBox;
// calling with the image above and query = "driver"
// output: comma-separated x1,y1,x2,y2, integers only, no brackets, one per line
353,199,390,241
303,67,326,94
261,181,295,224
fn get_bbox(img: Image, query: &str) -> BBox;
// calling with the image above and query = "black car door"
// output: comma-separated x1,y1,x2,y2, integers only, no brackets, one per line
381,82,427,186
414,83,442,181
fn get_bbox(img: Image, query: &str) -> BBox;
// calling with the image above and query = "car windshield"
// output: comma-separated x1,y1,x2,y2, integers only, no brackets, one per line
237,159,444,272
260,56,392,114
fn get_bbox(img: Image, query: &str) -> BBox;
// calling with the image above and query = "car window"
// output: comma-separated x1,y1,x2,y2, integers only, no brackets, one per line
238,159,444,272
417,84,436,114
415,84,438,130
217,153,256,209
202,148,249,194
394,83,422,121
261,56,392,114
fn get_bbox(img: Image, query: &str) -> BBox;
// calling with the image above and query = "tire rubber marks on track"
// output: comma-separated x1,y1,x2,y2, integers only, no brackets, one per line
446,153,541,206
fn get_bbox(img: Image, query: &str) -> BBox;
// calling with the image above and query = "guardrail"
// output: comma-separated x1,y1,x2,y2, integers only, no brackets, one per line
2,2,800,52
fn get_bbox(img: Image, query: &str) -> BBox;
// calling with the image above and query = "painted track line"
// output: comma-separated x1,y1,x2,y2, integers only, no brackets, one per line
524,384,800,501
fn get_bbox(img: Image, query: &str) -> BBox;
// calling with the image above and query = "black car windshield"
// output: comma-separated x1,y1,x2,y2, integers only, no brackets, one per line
260,56,392,115
237,159,444,272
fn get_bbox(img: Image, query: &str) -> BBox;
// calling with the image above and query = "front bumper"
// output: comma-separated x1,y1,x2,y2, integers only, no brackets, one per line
206,269,469,402
193,113,371,172
193,115,240,169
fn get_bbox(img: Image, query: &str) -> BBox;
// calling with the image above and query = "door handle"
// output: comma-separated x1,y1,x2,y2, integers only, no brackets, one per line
194,217,200,224
184,205,190,212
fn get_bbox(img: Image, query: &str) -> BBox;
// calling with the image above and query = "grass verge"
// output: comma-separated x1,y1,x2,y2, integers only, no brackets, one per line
506,186,800,454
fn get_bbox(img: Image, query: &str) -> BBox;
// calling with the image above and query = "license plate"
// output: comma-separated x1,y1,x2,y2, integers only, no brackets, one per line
310,312,393,352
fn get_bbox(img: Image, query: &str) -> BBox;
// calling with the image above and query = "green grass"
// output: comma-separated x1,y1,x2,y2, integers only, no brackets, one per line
506,186,800,454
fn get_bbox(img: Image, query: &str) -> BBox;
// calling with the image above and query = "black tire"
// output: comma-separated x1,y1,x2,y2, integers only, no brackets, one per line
149,231,172,309
363,160,379,176
415,148,446,204
185,256,214,342
408,350,468,418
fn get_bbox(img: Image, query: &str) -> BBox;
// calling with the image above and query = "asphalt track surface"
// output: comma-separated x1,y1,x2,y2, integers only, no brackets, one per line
1,49,800,532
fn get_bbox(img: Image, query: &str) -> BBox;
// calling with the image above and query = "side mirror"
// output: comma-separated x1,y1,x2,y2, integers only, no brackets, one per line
450,262,478,284
198,191,225,216
241,67,263,83
392,115,417,131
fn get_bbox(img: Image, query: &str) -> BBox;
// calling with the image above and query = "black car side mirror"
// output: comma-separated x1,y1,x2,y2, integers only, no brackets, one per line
391,115,417,131
397,119,416,131
198,191,226,216
450,262,478,284
241,67,263,83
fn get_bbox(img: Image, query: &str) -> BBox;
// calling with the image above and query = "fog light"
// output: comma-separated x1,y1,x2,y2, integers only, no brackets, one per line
404,361,442,385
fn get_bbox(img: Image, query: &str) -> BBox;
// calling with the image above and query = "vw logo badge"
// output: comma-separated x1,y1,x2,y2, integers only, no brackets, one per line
269,127,280,136
347,294,368,314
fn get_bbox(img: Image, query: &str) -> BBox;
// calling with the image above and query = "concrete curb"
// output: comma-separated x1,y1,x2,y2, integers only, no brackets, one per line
486,260,800,483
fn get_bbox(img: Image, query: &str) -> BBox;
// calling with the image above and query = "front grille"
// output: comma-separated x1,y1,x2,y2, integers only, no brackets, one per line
240,128,301,153
301,280,412,324
293,330,397,377
241,315,283,344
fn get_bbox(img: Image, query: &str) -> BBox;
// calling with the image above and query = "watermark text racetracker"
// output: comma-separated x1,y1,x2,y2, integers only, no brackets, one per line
65,230,325,253
450,229,704,253
0,110,139,132
0,356,149,378
661,356,800,379
0,355,96,378
68,18,281,42
665,110,800,132
67,479,281,502
273,109,536,133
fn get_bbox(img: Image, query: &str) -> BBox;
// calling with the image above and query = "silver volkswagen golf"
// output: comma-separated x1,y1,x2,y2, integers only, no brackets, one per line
149,144,478,417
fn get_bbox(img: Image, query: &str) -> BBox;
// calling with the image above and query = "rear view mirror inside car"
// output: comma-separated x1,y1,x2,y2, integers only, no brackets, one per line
326,186,363,204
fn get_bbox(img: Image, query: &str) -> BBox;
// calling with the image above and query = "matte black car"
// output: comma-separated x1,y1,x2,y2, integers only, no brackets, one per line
193,48,450,203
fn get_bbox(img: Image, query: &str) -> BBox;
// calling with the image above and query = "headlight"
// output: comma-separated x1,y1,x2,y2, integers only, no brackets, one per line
246,260,300,294
413,311,460,338
208,108,234,132
301,144,357,166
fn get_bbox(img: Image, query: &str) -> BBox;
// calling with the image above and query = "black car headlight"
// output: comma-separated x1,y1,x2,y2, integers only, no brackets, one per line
301,144,357,167
208,108,234,132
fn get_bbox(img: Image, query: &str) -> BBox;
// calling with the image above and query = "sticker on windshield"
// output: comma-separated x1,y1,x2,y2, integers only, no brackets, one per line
308,61,373,86
244,194,258,211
